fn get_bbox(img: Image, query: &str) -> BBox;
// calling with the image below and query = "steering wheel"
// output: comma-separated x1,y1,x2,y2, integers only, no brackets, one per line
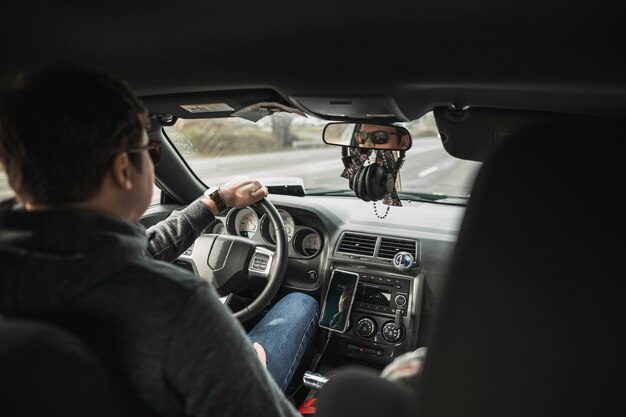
188,198,288,323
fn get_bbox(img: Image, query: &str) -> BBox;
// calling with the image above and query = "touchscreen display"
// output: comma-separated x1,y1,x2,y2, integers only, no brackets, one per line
356,286,391,307
319,270,359,333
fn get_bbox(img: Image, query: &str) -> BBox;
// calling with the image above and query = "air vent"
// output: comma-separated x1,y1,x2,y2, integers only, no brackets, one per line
337,233,377,257
378,238,417,260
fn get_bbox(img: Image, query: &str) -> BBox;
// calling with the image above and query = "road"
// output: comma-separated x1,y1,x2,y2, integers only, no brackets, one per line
186,137,482,197
0,137,483,203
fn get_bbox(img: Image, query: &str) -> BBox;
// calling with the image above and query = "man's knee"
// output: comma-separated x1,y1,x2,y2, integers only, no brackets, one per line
282,292,319,318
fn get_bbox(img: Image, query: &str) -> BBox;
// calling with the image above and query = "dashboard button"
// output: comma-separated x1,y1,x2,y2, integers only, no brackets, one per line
395,295,407,307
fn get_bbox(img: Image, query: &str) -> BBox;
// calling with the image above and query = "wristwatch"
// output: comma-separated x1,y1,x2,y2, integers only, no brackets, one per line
204,187,228,214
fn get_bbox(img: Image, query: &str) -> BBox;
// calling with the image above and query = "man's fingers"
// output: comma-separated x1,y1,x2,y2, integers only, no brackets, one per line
220,177,268,208
251,186,269,199
253,342,267,368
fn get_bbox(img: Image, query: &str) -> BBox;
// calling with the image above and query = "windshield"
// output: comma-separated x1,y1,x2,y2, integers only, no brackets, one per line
161,112,482,205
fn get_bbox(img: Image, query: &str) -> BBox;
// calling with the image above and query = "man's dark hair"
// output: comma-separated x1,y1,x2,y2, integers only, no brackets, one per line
0,64,149,205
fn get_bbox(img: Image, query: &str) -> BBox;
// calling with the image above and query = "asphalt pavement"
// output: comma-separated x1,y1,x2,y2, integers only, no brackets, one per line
0,138,483,205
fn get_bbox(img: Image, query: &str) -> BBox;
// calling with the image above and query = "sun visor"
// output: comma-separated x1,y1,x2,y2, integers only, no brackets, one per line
231,102,308,122
290,96,409,122
141,89,289,121
433,106,601,162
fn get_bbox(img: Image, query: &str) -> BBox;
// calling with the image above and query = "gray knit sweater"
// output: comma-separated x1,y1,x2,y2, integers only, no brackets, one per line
0,199,300,417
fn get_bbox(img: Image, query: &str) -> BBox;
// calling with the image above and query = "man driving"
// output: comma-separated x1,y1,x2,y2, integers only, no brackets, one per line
0,65,317,417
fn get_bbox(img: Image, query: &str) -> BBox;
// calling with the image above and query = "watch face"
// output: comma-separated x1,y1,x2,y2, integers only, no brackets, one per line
204,187,219,198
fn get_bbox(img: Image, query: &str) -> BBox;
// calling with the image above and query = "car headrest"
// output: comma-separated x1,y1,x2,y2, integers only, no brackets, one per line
0,318,158,417
416,116,624,416
315,366,416,417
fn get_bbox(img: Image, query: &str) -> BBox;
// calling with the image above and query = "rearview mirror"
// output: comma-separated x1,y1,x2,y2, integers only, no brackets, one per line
322,122,412,151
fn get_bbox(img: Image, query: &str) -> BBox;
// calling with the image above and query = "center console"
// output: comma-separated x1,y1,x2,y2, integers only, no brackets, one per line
318,231,424,366
322,266,423,366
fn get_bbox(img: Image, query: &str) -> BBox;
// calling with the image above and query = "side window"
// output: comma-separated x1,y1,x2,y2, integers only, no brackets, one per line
150,184,162,206
1,162,163,207
0,162,15,202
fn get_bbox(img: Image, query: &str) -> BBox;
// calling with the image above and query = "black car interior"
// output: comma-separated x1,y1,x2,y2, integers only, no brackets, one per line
315,116,624,416
3,110,622,416
0,319,158,417
1,1,624,416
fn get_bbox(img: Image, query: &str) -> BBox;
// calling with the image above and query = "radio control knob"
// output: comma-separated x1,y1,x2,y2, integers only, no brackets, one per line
382,322,404,342
356,317,377,338
395,295,407,307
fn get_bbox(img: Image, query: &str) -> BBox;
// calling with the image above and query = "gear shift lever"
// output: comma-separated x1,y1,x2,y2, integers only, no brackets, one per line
394,308,402,330
303,371,329,390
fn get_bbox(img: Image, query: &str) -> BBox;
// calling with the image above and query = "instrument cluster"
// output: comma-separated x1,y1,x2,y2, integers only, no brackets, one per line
206,207,322,259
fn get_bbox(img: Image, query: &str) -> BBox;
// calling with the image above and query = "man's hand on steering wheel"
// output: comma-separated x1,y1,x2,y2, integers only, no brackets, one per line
203,176,269,216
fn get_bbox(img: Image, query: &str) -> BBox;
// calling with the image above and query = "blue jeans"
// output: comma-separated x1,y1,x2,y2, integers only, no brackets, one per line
248,292,319,394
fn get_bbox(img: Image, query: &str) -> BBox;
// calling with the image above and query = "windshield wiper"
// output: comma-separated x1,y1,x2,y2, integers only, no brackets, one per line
306,189,469,205
396,191,469,205
305,189,357,197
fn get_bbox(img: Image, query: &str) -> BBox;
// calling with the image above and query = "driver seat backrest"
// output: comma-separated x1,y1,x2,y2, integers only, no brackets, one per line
416,116,624,416
315,115,624,417
0,318,159,417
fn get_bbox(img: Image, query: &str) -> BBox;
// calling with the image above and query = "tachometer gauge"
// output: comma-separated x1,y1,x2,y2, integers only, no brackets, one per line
236,209,258,238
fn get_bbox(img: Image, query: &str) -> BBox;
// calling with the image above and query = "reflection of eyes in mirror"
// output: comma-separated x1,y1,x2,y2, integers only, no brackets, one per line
355,128,409,150
322,122,412,151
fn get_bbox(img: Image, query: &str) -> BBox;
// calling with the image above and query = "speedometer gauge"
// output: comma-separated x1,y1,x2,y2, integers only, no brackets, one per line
282,213,295,241
265,210,295,243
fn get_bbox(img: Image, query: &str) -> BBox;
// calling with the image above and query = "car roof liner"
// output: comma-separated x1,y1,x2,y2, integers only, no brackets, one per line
433,106,613,162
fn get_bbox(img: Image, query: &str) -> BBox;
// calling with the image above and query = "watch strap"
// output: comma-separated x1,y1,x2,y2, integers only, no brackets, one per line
205,187,228,214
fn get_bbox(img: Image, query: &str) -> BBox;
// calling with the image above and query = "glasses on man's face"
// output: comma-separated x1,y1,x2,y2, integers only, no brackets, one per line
126,140,162,165
355,130,397,145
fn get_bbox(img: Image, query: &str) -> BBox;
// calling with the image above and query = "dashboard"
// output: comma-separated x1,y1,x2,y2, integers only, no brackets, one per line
206,207,323,259
146,193,465,366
